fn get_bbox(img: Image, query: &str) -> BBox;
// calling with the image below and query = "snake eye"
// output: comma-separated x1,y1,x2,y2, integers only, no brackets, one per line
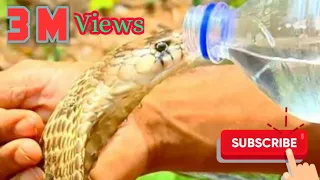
155,41,169,52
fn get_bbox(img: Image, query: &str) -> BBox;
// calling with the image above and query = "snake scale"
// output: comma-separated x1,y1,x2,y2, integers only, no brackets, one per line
41,30,209,180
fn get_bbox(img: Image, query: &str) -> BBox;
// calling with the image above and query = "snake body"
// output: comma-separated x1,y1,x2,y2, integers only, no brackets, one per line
41,30,207,180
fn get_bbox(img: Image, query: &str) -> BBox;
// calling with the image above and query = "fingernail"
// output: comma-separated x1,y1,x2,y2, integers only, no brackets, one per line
282,172,290,179
15,142,38,165
15,117,37,136
20,168,44,180
286,148,292,155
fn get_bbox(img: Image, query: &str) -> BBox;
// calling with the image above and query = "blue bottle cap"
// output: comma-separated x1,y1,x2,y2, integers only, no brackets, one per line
199,2,217,60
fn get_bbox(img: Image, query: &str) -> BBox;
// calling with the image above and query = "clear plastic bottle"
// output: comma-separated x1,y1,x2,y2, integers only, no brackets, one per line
183,0,320,124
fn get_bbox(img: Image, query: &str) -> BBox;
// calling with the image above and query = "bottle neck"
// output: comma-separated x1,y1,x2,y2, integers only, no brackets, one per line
183,2,237,63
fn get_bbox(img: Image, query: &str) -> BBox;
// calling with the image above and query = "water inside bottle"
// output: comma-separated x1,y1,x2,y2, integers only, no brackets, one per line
229,47,320,123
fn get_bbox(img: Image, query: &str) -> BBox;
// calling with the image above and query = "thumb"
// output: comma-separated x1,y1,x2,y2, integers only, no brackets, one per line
89,118,149,180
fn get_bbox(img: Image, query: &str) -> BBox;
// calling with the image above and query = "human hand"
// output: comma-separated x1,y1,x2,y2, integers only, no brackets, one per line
0,109,44,180
1,61,318,180
0,60,91,179
90,65,319,180
0,60,91,121
282,148,319,180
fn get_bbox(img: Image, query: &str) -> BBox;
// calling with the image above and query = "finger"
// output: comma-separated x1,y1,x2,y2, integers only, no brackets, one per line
9,167,44,180
0,74,29,109
34,106,53,123
0,62,44,109
281,172,291,180
0,109,44,144
285,148,297,175
0,86,26,109
89,120,148,180
303,162,309,167
0,138,42,179
309,164,319,176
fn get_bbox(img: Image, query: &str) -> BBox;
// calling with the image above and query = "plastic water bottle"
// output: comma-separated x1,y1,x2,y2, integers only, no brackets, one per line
183,0,320,124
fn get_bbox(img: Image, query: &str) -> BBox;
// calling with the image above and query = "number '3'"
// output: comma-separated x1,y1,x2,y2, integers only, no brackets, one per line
7,6,30,43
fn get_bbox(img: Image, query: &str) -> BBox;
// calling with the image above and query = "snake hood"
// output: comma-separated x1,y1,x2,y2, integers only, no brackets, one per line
109,30,188,86
41,30,205,180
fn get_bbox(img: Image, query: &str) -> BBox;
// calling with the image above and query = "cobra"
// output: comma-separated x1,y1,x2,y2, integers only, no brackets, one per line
41,30,210,180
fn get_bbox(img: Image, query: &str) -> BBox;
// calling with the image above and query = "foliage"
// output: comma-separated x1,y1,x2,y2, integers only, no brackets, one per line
1,0,17,16
193,0,202,6
90,0,116,11
0,0,9,18
228,0,246,8
138,172,207,180
138,172,281,180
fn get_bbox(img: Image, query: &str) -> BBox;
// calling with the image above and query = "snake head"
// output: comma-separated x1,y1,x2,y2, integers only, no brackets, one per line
108,30,189,86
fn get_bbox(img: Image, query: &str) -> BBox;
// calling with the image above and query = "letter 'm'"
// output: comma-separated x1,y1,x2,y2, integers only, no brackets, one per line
36,6,69,43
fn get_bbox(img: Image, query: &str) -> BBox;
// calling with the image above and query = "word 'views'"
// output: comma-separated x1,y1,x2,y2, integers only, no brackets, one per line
7,6,145,44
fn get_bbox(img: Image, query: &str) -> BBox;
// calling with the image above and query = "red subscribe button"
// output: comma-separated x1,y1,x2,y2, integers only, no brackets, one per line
220,130,308,160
